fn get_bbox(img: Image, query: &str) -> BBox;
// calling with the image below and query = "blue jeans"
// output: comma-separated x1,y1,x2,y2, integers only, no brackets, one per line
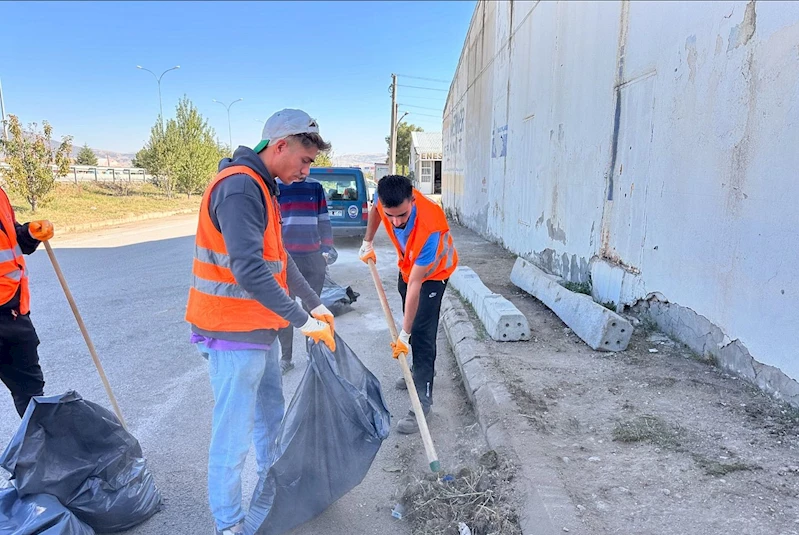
198,342,284,531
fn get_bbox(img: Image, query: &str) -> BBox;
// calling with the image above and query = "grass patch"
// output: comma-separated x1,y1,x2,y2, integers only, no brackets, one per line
692,454,760,476
561,281,591,295
7,182,200,230
400,450,522,535
450,288,488,341
612,415,682,447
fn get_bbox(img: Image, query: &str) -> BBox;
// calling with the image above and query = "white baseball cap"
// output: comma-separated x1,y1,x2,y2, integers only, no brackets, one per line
254,109,320,153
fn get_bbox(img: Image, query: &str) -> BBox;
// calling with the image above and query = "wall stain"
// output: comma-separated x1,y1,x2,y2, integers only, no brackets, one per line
547,218,567,244
728,0,757,52
686,35,698,83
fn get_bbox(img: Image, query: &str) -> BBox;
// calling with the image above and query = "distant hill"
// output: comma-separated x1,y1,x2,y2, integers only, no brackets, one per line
46,141,136,167
331,153,387,170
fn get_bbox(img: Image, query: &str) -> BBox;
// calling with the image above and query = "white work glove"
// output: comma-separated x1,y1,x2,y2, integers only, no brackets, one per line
310,304,335,334
391,329,411,359
299,315,336,351
359,240,376,264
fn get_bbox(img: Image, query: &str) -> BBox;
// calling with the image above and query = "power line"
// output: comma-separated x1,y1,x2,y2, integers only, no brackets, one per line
401,94,447,102
397,74,451,84
398,84,449,92
399,103,443,112
401,111,442,119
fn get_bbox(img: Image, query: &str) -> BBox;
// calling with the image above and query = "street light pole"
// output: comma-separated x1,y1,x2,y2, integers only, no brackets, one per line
394,111,410,174
0,77,8,142
213,98,243,150
389,74,398,174
137,65,180,129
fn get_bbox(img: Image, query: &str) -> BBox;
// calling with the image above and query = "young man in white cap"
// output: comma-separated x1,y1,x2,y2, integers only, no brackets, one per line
186,109,336,535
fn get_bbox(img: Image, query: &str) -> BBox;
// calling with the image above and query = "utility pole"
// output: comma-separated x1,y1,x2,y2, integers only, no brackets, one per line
0,77,8,141
389,74,397,174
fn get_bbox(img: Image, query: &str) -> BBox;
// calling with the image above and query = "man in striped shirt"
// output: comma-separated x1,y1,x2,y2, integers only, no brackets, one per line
276,175,336,374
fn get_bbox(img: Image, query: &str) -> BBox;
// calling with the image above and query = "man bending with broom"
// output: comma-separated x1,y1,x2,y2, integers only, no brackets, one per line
359,174,458,434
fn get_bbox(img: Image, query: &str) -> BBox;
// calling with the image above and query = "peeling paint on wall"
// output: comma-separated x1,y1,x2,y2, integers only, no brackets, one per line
635,296,799,408
546,218,567,244
728,0,757,52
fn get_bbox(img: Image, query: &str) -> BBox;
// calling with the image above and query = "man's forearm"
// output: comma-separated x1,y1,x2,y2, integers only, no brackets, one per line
402,278,422,333
364,204,381,242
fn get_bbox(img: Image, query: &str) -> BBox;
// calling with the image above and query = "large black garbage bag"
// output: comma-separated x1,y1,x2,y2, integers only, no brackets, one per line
244,333,390,535
0,487,94,535
320,269,360,317
0,391,162,532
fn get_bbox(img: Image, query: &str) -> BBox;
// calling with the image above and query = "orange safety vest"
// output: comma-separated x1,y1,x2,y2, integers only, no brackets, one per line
185,165,290,332
0,188,30,314
378,188,458,283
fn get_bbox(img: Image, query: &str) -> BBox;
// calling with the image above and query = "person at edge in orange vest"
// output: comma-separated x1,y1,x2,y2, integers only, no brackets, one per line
0,186,53,418
185,109,336,535
359,174,458,434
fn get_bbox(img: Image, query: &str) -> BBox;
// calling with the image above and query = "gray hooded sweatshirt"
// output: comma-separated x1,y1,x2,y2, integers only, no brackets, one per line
190,146,322,345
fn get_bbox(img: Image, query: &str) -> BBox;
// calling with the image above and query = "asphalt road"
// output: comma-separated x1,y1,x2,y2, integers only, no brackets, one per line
0,214,484,534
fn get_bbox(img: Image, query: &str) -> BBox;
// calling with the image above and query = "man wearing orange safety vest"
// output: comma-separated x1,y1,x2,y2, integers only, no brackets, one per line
359,174,458,434
185,109,336,535
0,186,53,418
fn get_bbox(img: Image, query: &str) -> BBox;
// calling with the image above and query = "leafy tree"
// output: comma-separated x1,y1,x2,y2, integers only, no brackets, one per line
136,119,172,194
0,115,72,212
136,97,225,198
385,122,423,176
311,151,332,167
168,98,226,198
76,143,98,166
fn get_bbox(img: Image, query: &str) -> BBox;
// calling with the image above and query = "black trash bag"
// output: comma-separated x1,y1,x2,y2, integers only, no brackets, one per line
320,269,360,317
244,333,390,535
0,391,162,533
0,487,94,535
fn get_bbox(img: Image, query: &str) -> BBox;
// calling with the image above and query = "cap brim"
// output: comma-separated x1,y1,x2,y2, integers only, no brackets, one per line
254,139,269,153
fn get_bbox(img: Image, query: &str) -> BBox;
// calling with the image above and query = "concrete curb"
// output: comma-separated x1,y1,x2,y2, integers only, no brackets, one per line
441,291,581,535
57,208,197,235
511,257,633,351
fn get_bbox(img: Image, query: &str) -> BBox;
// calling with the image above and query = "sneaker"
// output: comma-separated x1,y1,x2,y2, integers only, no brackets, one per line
215,521,244,535
280,360,294,375
396,408,431,435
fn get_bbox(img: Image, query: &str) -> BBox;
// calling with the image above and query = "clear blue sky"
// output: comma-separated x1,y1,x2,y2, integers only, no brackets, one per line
0,1,475,156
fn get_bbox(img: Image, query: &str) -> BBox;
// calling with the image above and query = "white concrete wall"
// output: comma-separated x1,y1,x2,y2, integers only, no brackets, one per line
444,1,799,383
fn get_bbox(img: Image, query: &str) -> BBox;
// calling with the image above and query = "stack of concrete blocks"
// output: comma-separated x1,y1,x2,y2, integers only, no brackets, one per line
510,257,633,351
448,266,530,342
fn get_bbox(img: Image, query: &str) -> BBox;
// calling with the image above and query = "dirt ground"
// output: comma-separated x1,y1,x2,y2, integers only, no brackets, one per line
449,222,799,535
389,332,523,535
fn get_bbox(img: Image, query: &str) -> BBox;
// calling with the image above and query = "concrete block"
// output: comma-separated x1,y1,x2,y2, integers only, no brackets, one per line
449,266,531,342
480,295,530,341
450,266,493,305
511,258,633,351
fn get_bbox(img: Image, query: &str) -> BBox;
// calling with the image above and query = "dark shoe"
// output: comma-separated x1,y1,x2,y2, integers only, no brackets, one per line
395,369,437,390
280,360,294,375
396,408,431,435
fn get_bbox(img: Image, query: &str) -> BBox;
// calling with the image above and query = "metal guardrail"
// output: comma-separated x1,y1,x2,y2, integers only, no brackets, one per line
0,162,152,183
